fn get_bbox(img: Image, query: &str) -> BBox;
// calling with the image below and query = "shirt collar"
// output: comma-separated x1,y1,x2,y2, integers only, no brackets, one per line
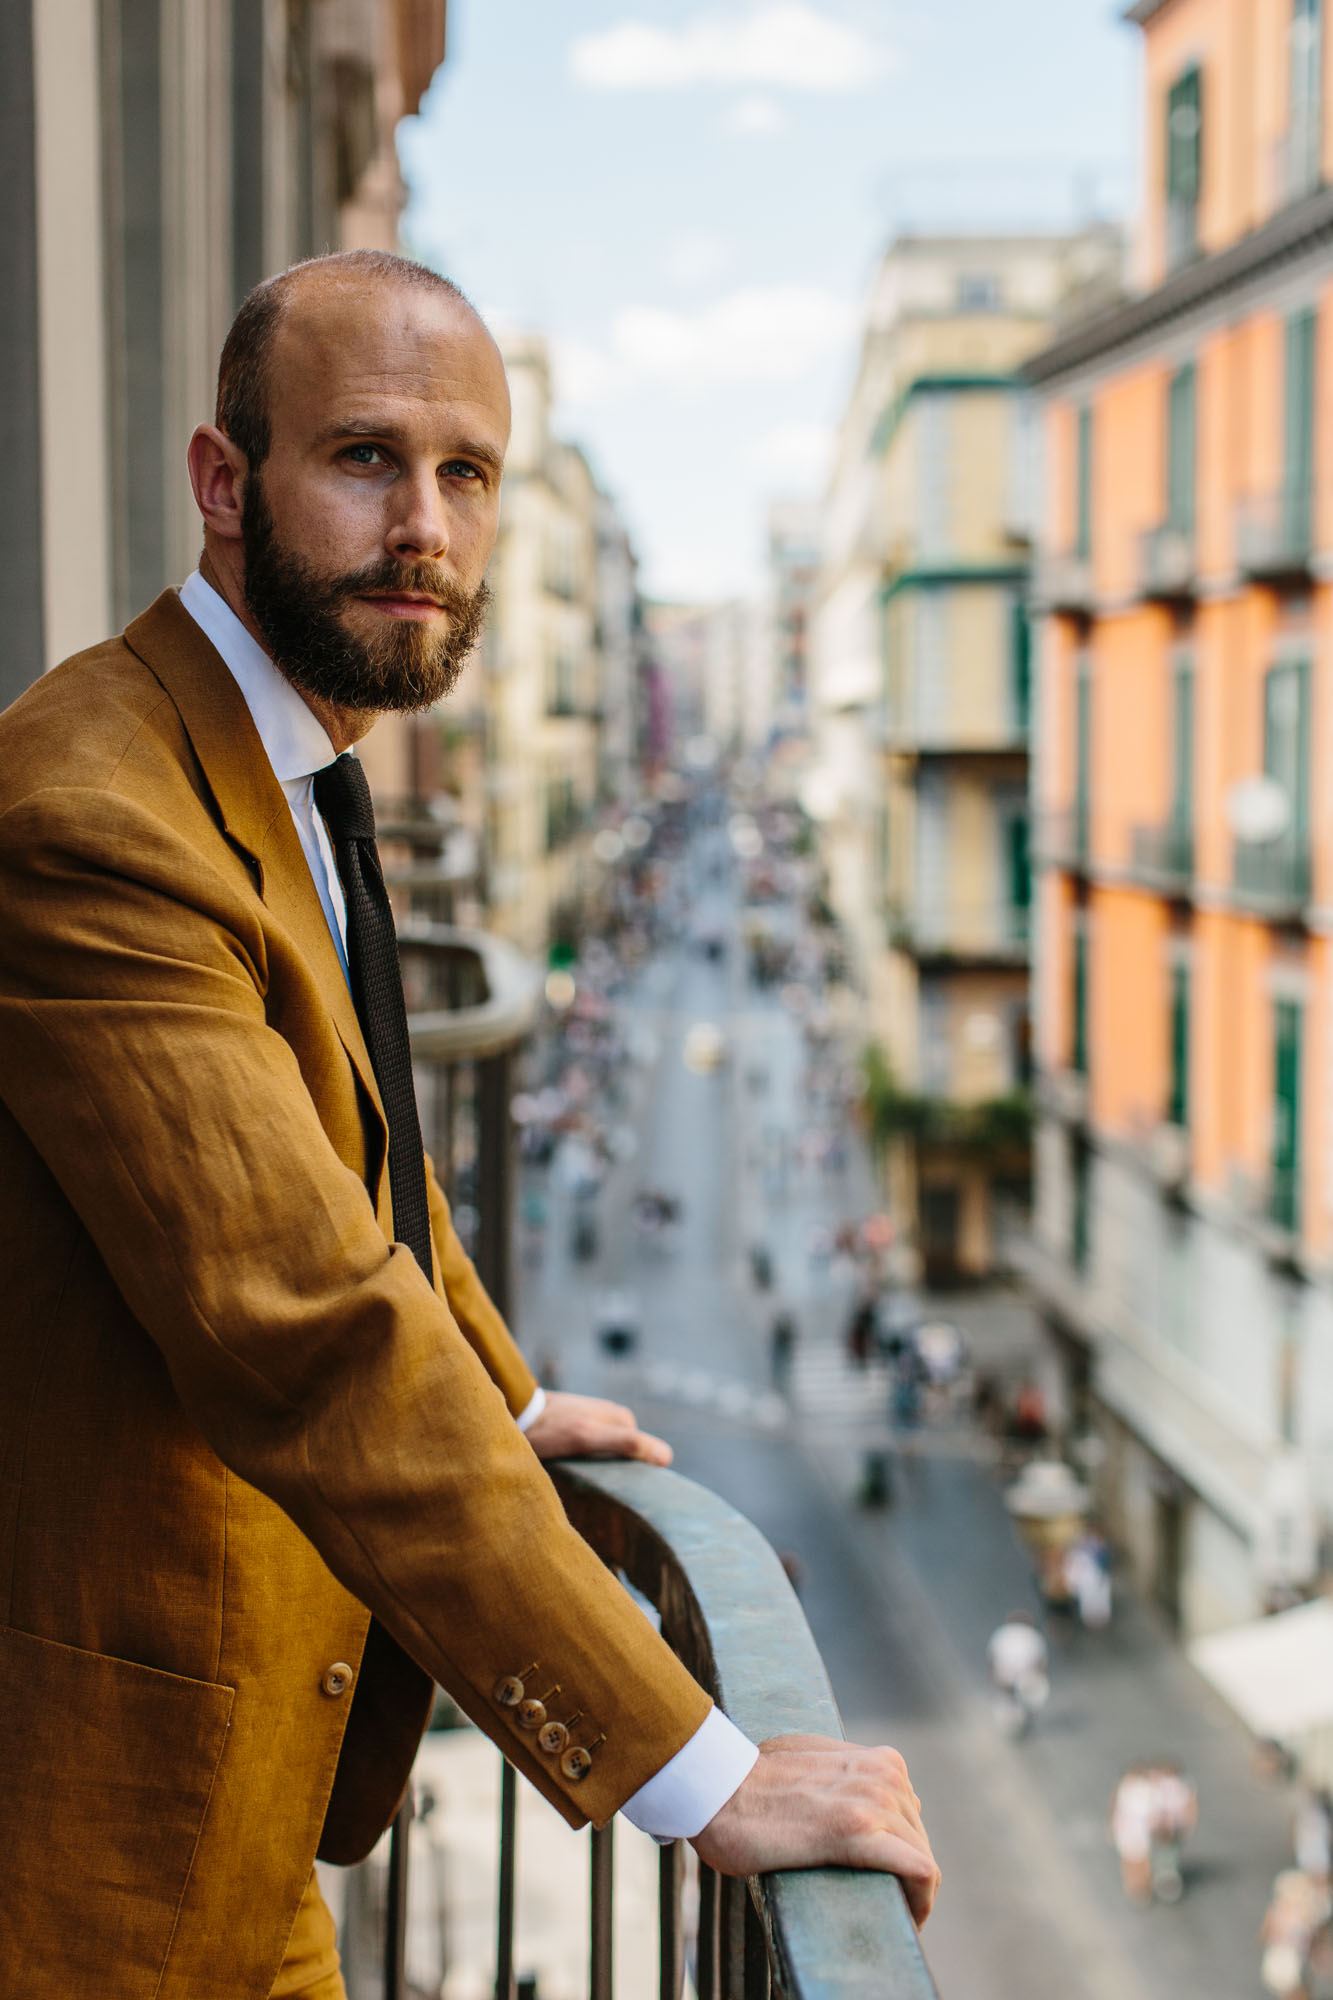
178,569,338,785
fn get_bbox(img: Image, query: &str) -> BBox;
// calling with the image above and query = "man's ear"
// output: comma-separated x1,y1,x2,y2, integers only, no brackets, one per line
188,424,248,542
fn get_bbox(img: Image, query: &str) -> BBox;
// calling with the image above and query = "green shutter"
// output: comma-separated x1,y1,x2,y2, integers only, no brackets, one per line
1290,0,1323,195
1072,930,1088,1076
1008,814,1032,914
1167,363,1197,537
1011,596,1032,734
1272,999,1303,1231
1168,965,1190,1128
1075,405,1093,560
1172,661,1194,835
1284,309,1316,546
1074,661,1091,857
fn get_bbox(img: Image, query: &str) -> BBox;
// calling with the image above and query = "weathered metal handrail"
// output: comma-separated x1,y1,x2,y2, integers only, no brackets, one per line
550,1459,940,2000
403,924,543,1062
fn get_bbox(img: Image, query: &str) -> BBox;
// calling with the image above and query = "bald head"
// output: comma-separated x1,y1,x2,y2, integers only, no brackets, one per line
216,250,499,471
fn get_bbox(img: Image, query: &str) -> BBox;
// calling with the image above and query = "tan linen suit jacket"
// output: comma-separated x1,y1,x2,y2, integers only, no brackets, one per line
0,592,711,1998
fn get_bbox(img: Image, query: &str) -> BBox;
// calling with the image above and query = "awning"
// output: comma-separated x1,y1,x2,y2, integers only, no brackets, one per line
1190,1599,1333,1741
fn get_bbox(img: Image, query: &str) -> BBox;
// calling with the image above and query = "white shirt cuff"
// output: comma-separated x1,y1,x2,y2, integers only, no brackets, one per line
515,1386,547,1433
618,1707,759,1841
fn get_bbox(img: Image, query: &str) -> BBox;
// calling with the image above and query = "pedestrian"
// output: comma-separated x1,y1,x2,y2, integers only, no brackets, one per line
1147,1759,1196,1902
1294,1790,1333,1890
846,1293,877,1368
0,248,939,1988
769,1308,797,1393
1109,1764,1159,1902
1064,1527,1113,1630
1261,1869,1331,1999
986,1611,1050,1736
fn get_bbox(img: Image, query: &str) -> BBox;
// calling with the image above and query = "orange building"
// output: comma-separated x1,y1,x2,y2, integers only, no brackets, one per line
1025,0,1333,1637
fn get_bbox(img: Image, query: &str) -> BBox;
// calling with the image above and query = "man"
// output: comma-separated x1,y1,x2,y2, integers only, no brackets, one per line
0,251,936,1997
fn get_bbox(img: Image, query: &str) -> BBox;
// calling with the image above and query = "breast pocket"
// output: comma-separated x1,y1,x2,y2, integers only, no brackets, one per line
0,1622,234,1997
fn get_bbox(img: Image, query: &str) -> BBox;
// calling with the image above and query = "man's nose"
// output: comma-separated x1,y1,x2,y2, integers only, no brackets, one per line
386,468,449,559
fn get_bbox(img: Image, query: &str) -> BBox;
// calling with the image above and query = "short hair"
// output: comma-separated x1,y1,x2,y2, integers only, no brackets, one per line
215,250,472,468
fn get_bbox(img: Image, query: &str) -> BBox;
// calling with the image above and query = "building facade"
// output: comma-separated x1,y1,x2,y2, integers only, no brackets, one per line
1,0,446,707
1025,0,1333,1635
811,230,1119,1281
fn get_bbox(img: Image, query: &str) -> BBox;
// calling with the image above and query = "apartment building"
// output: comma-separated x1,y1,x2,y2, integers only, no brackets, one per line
1025,0,1333,1635
810,230,1119,1281
482,336,644,957
1,0,446,703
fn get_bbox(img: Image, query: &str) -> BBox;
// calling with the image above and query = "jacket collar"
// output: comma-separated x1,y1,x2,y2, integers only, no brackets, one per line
122,591,386,1136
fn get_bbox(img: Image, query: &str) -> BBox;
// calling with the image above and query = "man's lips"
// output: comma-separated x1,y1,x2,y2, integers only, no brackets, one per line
357,592,447,620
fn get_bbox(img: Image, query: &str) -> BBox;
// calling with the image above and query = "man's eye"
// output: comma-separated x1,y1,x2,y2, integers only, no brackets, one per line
344,444,384,466
443,460,481,480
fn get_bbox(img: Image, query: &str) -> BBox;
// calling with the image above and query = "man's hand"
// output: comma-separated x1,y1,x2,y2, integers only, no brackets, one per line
524,1391,673,1466
691,1734,940,1928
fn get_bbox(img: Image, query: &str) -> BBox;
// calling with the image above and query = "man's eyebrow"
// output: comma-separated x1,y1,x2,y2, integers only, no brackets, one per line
312,415,504,472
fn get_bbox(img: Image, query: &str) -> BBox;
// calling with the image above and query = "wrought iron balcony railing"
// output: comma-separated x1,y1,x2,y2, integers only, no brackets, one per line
888,899,1030,963
1034,804,1090,871
1034,548,1093,616
1235,487,1315,581
1129,820,1194,890
1231,836,1312,915
354,926,940,2000
1137,524,1196,602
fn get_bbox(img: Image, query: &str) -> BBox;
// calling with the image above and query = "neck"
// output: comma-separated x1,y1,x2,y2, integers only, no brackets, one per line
197,542,381,754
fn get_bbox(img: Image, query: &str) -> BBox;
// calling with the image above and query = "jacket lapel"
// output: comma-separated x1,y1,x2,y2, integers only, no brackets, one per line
122,592,388,1147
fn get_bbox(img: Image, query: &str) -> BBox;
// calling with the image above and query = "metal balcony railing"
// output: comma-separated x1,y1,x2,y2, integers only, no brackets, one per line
339,926,939,2000
1034,548,1093,616
1137,524,1195,602
1231,836,1312,915
1034,804,1090,871
1235,487,1314,581
1129,820,1194,889
889,899,1030,962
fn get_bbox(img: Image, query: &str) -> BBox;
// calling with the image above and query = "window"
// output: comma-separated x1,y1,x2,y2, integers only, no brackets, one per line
1264,658,1311,846
1071,1133,1092,1274
1271,998,1303,1231
1168,964,1190,1128
1074,405,1093,561
1283,308,1317,547
1006,815,1032,945
1289,0,1323,198
1166,66,1203,266
958,272,1001,312
1166,363,1197,538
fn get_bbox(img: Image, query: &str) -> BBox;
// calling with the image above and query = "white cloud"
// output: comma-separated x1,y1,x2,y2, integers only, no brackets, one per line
749,420,835,485
570,4,889,93
724,94,786,134
611,284,856,387
665,230,731,287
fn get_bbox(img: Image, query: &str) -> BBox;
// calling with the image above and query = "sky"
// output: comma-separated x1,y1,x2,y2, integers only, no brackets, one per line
399,1,1141,601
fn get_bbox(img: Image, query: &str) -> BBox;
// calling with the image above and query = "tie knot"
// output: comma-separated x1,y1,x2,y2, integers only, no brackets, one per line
313,754,376,842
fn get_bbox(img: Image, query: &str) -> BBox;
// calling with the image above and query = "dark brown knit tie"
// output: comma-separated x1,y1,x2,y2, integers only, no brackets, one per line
313,754,433,1279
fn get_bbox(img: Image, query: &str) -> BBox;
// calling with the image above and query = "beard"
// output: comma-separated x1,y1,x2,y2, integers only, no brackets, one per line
240,475,491,714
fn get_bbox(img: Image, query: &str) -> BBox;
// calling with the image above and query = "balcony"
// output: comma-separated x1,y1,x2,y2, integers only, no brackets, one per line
1034,548,1093,616
1235,488,1314,583
1137,524,1196,604
1034,804,1090,872
349,926,938,1996
888,898,1030,966
1231,835,1312,917
1129,820,1194,892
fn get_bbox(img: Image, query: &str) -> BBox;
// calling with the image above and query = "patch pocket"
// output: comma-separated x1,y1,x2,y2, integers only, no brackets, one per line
0,1622,234,1994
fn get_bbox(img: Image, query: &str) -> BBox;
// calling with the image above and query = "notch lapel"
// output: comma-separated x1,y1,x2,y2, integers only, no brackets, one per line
122,592,389,1149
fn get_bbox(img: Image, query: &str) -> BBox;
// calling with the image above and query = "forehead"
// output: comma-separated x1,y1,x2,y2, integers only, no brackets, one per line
266,281,510,448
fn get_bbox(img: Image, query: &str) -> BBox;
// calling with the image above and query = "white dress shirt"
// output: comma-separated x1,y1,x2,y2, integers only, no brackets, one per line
177,571,757,1839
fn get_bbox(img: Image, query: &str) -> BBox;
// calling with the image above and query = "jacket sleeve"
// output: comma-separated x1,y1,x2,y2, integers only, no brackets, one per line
422,1156,538,1420
0,786,712,1828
